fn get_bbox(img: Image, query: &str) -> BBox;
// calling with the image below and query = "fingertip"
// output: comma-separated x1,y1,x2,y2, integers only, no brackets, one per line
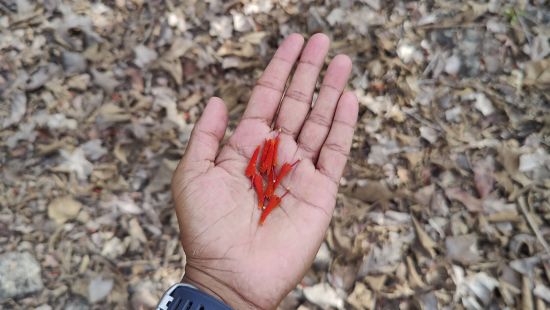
324,54,353,83
206,96,227,112
182,96,228,164
300,33,330,61
310,33,330,45
287,33,305,45
333,54,352,69
280,33,305,52
309,33,330,52
207,96,224,106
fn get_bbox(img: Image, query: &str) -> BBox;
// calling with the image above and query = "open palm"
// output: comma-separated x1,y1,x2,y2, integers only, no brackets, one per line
171,33,358,309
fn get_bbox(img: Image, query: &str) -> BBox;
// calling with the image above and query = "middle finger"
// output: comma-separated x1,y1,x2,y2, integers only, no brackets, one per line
275,33,329,139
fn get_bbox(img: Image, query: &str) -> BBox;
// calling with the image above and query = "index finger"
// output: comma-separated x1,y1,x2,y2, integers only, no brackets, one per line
240,34,305,128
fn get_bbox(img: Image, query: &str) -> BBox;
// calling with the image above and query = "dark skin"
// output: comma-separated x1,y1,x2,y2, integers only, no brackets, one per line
171,33,358,309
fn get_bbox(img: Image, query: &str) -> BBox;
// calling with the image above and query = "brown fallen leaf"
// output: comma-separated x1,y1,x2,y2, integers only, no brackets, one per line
414,184,435,206
96,103,131,123
347,282,375,309
406,256,426,288
404,151,424,167
445,234,481,265
350,180,392,208
522,276,533,310
445,187,483,212
473,156,495,199
216,41,256,58
497,144,532,187
128,218,147,243
302,283,344,309
180,93,203,111
412,217,437,258
364,274,386,292
523,58,550,89
48,196,82,225
113,144,128,164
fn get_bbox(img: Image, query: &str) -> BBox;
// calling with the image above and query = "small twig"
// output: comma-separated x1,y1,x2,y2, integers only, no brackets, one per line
517,16,533,47
509,183,533,201
403,110,443,132
518,195,550,254
414,23,483,30
0,1,13,14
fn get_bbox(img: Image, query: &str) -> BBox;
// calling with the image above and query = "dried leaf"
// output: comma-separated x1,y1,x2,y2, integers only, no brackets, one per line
465,272,499,305
420,126,438,144
347,282,375,309
522,276,533,310
113,144,128,164
81,139,107,161
303,283,344,309
91,69,119,93
88,276,114,303
101,237,124,259
473,156,495,199
519,148,549,173
412,217,437,258
128,218,147,243
2,92,26,129
524,59,550,88
55,148,94,180
364,275,386,292
313,243,331,269
180,93,202,111
533,284,550,303
106,195,142,215
134,45,158,68
48,196,82,225
406,256,426,288
351,180,392,207
446,234,481,265
152,87,187,130
445,187,483,212
96,103,131,123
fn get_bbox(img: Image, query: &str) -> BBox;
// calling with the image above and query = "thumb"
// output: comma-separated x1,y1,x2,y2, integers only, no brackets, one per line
183,97,228,165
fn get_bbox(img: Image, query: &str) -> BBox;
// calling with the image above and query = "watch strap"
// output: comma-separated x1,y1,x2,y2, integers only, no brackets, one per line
157,283,233,310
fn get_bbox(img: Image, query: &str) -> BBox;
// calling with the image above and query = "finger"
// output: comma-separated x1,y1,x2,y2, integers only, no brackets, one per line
182,97,228,165
297,54,352,161
275,33,330,138
316,91,358,184
241,33,305,127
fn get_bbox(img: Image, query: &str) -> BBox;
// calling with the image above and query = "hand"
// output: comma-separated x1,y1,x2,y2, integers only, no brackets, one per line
171,33,358,309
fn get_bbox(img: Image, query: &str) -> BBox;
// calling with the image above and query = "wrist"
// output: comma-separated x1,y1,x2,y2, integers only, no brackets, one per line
182,265,260,310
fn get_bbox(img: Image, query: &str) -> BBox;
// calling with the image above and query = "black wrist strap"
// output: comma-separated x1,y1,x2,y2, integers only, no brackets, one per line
157,284,233,310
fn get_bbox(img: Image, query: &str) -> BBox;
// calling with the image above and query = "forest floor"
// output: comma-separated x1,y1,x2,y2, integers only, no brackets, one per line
1,0,549,309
